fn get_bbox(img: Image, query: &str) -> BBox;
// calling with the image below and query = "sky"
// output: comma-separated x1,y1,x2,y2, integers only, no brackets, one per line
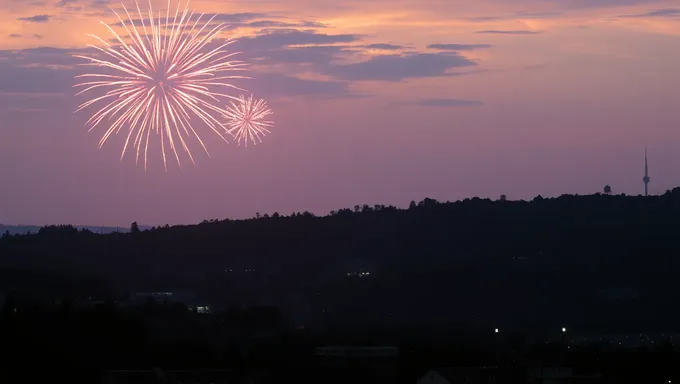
0,0,679,226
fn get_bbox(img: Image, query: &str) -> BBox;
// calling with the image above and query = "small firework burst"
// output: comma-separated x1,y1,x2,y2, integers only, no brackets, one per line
223,94,274,147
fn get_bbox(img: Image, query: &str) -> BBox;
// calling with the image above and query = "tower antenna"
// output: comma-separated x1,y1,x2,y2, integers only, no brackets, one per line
643,146,650,196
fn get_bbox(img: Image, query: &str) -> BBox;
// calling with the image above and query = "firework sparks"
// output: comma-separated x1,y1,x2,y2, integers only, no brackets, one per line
223,94,274,147
74,0,249,170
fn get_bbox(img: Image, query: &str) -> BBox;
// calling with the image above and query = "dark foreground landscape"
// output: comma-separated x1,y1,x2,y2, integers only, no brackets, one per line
2,189,680,382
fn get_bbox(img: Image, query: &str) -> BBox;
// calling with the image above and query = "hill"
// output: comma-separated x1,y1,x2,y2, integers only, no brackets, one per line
2,189,680,333
0,224,151,235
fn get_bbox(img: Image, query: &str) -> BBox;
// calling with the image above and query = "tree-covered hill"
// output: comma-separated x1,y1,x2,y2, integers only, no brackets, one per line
2,189,680,332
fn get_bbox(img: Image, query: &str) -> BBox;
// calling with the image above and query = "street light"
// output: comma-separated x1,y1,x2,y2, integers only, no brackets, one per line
559,327,567,367
493,328,501,366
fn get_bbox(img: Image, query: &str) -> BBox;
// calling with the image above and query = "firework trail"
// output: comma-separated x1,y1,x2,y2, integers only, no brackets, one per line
74,0,249,170
223,94,274,147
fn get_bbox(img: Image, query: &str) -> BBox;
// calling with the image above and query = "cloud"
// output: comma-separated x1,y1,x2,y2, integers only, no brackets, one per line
1,47,90,66
97,21,360,70
467,11,563,22
0,45,359,101
233,29,360,66
0,47,95,95
427,44,493,50
7,34,43,39
300,21,329,28
17,15,51,23
617,8,680,18
0,65,74,95
92,0,112,7
406,98,484,107
114,12,326,30
56,0,74,6
324,52,477,82
554,0,665,8
0,25,483,99
247,20,302,28
235,31,485,84
247,20,327,28
238,29,359,51
253,45,346,65
113,12,270,28
365,43,403,50
246,72,358,99
99,28,358,66
475,30,540,35
196,12,270,23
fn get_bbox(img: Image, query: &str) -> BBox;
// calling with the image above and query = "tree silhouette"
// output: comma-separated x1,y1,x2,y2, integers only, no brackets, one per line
500,195,507,201
604,185,612,195
130,222,140,234
4,188,680,340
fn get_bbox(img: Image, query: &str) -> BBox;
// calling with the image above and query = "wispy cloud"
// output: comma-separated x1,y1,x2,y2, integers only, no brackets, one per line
553,0,668,9
112,12,271,27
0,44,361,101
475,30,540,35
7,34,43,39
467,11,563,22
427,44,493,50
399,98,484,107
364,43,403,50
617,8,680,18
247,20,327,28
246,72,358,99
235,29,360,66
324,52,478,82
17,14,51,23
239,29,359,50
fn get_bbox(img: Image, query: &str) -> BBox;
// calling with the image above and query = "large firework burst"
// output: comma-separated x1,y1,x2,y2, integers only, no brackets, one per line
74,0,248,169
223,94,274,147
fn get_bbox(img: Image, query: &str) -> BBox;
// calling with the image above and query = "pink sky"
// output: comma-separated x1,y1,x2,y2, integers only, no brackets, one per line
0,0,679,226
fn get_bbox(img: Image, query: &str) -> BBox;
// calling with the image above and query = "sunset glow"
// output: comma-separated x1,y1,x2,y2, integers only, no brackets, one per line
0,0,678,226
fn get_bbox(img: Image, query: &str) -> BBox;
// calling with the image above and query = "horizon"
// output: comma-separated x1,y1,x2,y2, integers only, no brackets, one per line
1,0,679,226
1,187,674,227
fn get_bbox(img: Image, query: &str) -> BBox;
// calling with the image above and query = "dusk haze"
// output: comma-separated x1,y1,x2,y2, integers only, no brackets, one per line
1,0,679,227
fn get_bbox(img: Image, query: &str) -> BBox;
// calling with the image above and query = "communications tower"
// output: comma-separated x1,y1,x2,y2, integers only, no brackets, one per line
643,147,650,196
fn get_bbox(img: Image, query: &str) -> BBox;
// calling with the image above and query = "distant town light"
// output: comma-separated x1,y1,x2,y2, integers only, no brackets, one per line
495,328,499,333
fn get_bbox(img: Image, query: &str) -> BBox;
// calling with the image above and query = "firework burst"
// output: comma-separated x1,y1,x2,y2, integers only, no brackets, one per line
74,0,249,170
223,94,274,147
